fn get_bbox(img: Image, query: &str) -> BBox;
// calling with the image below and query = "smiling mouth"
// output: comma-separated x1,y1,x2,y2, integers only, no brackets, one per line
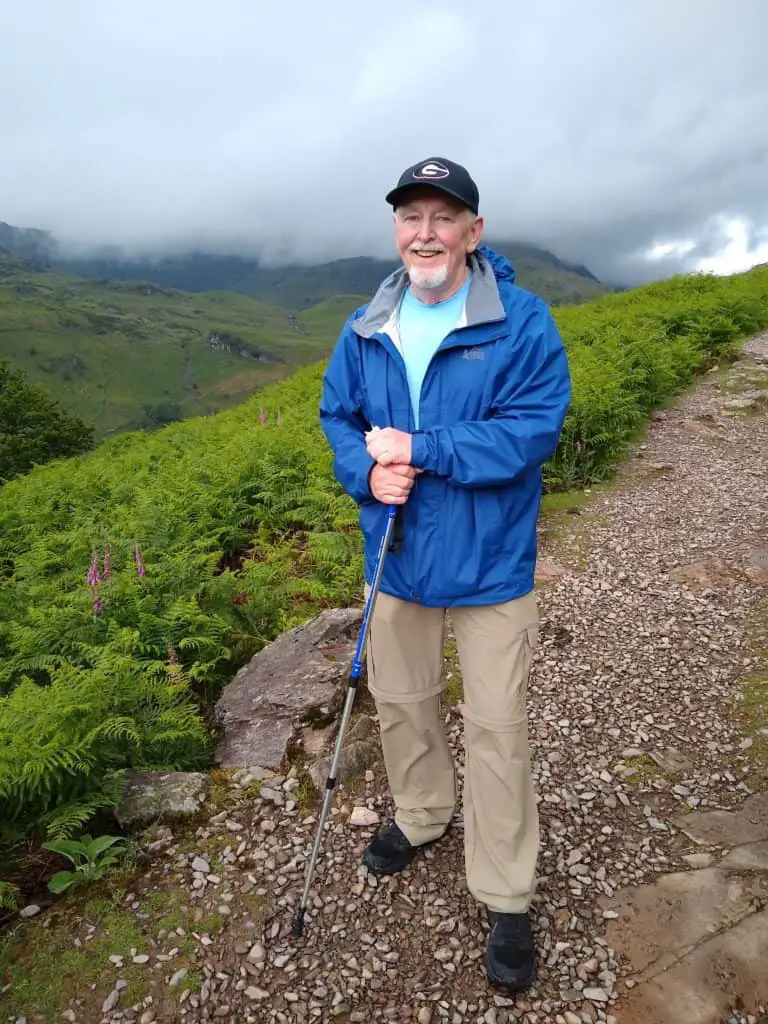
412,250,444,259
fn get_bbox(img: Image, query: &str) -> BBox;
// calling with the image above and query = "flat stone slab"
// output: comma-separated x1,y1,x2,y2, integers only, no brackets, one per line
648,744,693,774
214,607,363,770
603,867,768,978
672,790,768,847
615,908,768,1024
116,770,210,827
719,840,768,871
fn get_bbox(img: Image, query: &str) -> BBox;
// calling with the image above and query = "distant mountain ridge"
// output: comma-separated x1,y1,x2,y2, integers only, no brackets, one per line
0,221,611,309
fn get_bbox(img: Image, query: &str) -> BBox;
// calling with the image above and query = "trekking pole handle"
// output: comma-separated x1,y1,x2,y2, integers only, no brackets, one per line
350,504,397,678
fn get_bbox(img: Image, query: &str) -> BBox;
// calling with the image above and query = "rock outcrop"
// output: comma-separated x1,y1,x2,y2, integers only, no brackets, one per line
213,607,364,771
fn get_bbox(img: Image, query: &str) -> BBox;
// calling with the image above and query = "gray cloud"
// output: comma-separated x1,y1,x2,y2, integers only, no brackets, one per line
1,0,767,284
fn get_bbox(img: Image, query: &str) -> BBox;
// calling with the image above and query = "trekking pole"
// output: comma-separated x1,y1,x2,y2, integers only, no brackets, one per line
291,503,399,939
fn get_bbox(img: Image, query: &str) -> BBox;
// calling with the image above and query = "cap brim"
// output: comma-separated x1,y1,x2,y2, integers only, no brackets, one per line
385,182,477,214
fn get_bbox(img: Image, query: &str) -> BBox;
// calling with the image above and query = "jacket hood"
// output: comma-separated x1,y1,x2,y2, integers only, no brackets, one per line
353,244,515,340
475,244,516,284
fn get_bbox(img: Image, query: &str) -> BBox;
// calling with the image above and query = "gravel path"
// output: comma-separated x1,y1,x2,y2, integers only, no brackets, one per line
12,336,768,1024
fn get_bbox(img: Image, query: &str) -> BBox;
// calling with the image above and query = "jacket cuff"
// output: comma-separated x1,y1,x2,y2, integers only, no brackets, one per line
411,431,435,471
362,462,376,501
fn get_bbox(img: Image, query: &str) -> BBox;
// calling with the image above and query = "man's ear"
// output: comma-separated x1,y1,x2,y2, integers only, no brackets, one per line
466,214,485,254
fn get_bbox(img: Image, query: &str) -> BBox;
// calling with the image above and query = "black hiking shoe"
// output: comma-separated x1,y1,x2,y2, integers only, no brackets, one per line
484,909,537,992
362,822,444,876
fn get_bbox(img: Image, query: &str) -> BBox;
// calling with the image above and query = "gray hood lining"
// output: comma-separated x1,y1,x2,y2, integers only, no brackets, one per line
353,249,506,340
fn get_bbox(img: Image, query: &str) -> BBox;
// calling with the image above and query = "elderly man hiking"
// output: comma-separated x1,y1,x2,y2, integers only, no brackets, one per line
319,157,571,992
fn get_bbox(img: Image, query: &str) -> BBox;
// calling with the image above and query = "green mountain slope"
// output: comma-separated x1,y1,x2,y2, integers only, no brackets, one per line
0,222,611,308
0,253,365,435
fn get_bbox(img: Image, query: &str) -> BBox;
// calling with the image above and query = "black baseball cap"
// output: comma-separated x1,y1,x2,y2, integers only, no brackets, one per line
385,157,480,215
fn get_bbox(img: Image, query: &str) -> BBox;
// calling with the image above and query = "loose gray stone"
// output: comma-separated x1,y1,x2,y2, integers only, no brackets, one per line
246,986,270,1000
583,986,609,1001
101,989,121,1013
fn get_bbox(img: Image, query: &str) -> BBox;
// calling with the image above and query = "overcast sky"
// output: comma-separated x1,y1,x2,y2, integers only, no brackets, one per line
2,0,767,284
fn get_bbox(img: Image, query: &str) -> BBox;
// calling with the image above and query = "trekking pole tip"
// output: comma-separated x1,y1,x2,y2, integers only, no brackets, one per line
291,907,306,939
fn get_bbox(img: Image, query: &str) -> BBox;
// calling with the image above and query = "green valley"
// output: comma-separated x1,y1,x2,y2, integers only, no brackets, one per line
0,253,365,435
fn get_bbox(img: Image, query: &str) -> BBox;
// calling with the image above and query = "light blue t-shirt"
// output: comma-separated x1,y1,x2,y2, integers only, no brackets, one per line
398,273,471,428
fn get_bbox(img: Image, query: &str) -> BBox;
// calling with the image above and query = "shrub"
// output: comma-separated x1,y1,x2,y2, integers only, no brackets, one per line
0,361,94,483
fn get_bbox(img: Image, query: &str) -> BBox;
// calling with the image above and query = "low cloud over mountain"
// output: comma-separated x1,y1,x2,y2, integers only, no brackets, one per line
2,1,767,284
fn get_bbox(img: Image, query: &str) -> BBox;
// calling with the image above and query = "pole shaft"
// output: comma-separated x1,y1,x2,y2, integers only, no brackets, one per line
294,506,397,928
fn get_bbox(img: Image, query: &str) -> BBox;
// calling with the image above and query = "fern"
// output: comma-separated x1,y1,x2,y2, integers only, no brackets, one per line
39,774,124,840
0,880,20,909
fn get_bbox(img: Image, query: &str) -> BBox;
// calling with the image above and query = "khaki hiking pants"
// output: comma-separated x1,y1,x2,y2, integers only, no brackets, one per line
365,587,540,914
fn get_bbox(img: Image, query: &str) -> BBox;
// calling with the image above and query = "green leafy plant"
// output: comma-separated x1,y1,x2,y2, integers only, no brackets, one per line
42,834,130,893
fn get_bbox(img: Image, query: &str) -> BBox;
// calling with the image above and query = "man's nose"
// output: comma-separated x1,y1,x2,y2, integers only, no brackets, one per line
415,218,435,242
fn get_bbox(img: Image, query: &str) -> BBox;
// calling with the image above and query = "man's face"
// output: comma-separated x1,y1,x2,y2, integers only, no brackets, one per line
394,191,484,296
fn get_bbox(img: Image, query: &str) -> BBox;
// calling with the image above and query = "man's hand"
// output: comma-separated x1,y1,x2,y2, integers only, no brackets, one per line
369,463,420,505
365,426,413,466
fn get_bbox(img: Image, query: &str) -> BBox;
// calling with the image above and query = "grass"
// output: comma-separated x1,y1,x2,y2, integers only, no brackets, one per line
740,671,768,789
442,634,464,706
293,773,320,812
540,488,598,515
0,807,269,1022
0,878,199,1020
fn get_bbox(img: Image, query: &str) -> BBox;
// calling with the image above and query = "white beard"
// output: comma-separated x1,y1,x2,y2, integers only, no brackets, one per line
408,262,449,291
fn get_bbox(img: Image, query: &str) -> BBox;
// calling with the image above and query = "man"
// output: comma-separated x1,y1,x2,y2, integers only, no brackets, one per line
319,157,571,992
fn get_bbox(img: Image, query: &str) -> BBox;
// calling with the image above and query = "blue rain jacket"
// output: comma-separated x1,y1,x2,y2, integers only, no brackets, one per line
319,245,572,607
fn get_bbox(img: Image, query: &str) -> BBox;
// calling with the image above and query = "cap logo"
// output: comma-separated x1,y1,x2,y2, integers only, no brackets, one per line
412,161,450,181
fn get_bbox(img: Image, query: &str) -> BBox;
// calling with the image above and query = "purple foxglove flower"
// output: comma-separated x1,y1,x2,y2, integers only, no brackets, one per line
87,550,101,587
135,543,146,576
93,598,104,615
103,549,111,581
259,407,267,427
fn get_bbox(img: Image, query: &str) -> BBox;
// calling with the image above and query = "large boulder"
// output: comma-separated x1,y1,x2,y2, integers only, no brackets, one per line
213,607,364,771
